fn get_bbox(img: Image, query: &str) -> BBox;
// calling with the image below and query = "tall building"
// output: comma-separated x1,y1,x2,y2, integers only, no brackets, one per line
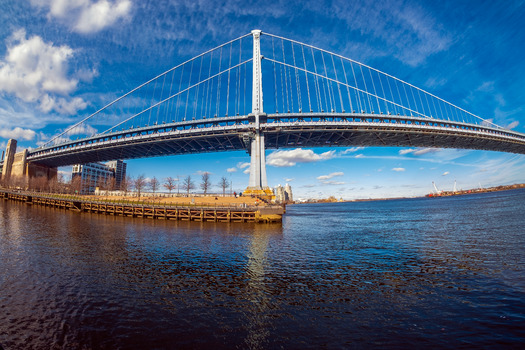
284,183,293,202
72,160,126,194
274,183,293,203
106,160,127,189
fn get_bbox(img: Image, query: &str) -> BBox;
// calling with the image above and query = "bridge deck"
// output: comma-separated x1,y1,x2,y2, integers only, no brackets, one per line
13,113,525,168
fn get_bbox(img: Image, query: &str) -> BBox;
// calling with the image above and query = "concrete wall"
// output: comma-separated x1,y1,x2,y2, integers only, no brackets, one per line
11,149,28,177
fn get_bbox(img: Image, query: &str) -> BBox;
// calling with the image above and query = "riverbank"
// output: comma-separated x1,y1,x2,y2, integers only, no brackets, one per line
0,190,284,223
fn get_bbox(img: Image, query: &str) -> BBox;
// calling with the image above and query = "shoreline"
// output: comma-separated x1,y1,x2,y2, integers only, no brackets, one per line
292,183,525,204
0,189,284,223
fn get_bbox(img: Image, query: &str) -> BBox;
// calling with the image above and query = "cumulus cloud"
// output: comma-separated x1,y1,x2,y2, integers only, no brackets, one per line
317,172,344,180
0,127,36,141
506,121,519,129
68,123,97,136
226,167,237,173
237,162,250,169
31,0,132,34
442,171,450,176
392,167,405,172
266,148,335,167
0,29,89,115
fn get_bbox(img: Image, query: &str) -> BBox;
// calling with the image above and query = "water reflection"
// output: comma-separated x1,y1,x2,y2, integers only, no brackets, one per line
1,190,524,349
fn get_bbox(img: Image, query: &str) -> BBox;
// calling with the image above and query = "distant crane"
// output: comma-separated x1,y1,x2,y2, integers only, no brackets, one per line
453,180,457,193
432,181,442,195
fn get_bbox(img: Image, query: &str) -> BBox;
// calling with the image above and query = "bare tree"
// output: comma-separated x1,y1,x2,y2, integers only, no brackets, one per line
183,175,195,196
107,177,116,192
70,175,82,194
121,175,132,196
164,176,176,194
149,176,159,194
96,176,107,193
219,176,229,197
49,176,59,193
134,174,147,197
200,172,211,195
57,173,66,193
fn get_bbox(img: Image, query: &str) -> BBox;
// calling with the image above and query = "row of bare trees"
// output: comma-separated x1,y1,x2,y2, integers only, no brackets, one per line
1,171,232,197
129,173,231,197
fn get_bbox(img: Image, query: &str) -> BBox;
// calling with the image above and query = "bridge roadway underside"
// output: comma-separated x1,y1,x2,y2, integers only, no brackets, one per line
25,119,525,168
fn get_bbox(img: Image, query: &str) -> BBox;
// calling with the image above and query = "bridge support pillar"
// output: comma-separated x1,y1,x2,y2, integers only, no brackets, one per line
244,30,273,198
1,139,17,182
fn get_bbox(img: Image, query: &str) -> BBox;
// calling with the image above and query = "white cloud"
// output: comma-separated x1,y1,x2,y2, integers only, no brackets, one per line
243,167,250,174
226,167,237,173
32,0,132,34
506,121,519,129
321,180,346,185
442,171,450,176
267,148,335,167
237,162,250,169
285,178,295,182
341,147,364,154
399,148,440,156
68,123,97,136
0,29,88,115
0,127,36,141
392,167,405,172
317,172,344,180
196,170,211,175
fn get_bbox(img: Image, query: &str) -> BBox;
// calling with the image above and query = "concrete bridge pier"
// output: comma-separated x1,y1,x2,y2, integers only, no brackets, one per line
243,30,274,198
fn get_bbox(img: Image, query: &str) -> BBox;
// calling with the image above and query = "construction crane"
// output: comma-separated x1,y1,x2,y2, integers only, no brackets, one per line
432,181,442,195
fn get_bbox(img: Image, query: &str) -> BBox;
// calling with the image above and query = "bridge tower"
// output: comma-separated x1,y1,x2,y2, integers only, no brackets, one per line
244,30,273,198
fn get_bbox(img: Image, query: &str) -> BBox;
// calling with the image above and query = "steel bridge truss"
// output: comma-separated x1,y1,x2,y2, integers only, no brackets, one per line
27,113,525,168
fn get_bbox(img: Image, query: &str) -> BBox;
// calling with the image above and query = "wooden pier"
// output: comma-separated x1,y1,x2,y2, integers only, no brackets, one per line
1,190,283,223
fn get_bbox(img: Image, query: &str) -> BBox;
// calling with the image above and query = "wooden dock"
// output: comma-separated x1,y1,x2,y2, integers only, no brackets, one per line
1,190,284,223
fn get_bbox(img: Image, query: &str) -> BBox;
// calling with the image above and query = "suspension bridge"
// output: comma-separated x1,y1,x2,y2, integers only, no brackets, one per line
2,30,525,194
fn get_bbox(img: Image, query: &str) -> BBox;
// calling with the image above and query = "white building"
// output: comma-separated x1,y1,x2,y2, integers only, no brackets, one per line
72,160,127,194
274,183,293,203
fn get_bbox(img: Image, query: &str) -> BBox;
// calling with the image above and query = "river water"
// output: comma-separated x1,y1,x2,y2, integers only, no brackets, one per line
1,189,524,349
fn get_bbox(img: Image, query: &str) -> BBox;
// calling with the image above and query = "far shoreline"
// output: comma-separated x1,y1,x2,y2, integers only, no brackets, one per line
292,183,525,205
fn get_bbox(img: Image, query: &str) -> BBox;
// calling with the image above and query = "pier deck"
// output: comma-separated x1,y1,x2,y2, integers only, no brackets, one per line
1,190,283,223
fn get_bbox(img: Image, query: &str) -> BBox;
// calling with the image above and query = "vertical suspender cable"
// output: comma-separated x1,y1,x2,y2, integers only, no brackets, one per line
175,64,185,121
226,43,232,116
272,37,278,112
193,56,204,120
205,51,214,118
350,62,362,113
341,58,353,113
281,40,290,112
321,52,333,112
331,55,344,112
368,68,381,114
184,60,194,120
216,47,222,117
292,43,302,112
302,45,312,112
359,65,372,113
377,72,388,114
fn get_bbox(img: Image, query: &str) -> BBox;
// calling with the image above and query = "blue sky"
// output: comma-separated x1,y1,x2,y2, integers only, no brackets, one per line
0,0,524,199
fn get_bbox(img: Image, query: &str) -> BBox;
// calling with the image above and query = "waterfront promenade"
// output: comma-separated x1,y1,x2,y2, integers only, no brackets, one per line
0,189,284,223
